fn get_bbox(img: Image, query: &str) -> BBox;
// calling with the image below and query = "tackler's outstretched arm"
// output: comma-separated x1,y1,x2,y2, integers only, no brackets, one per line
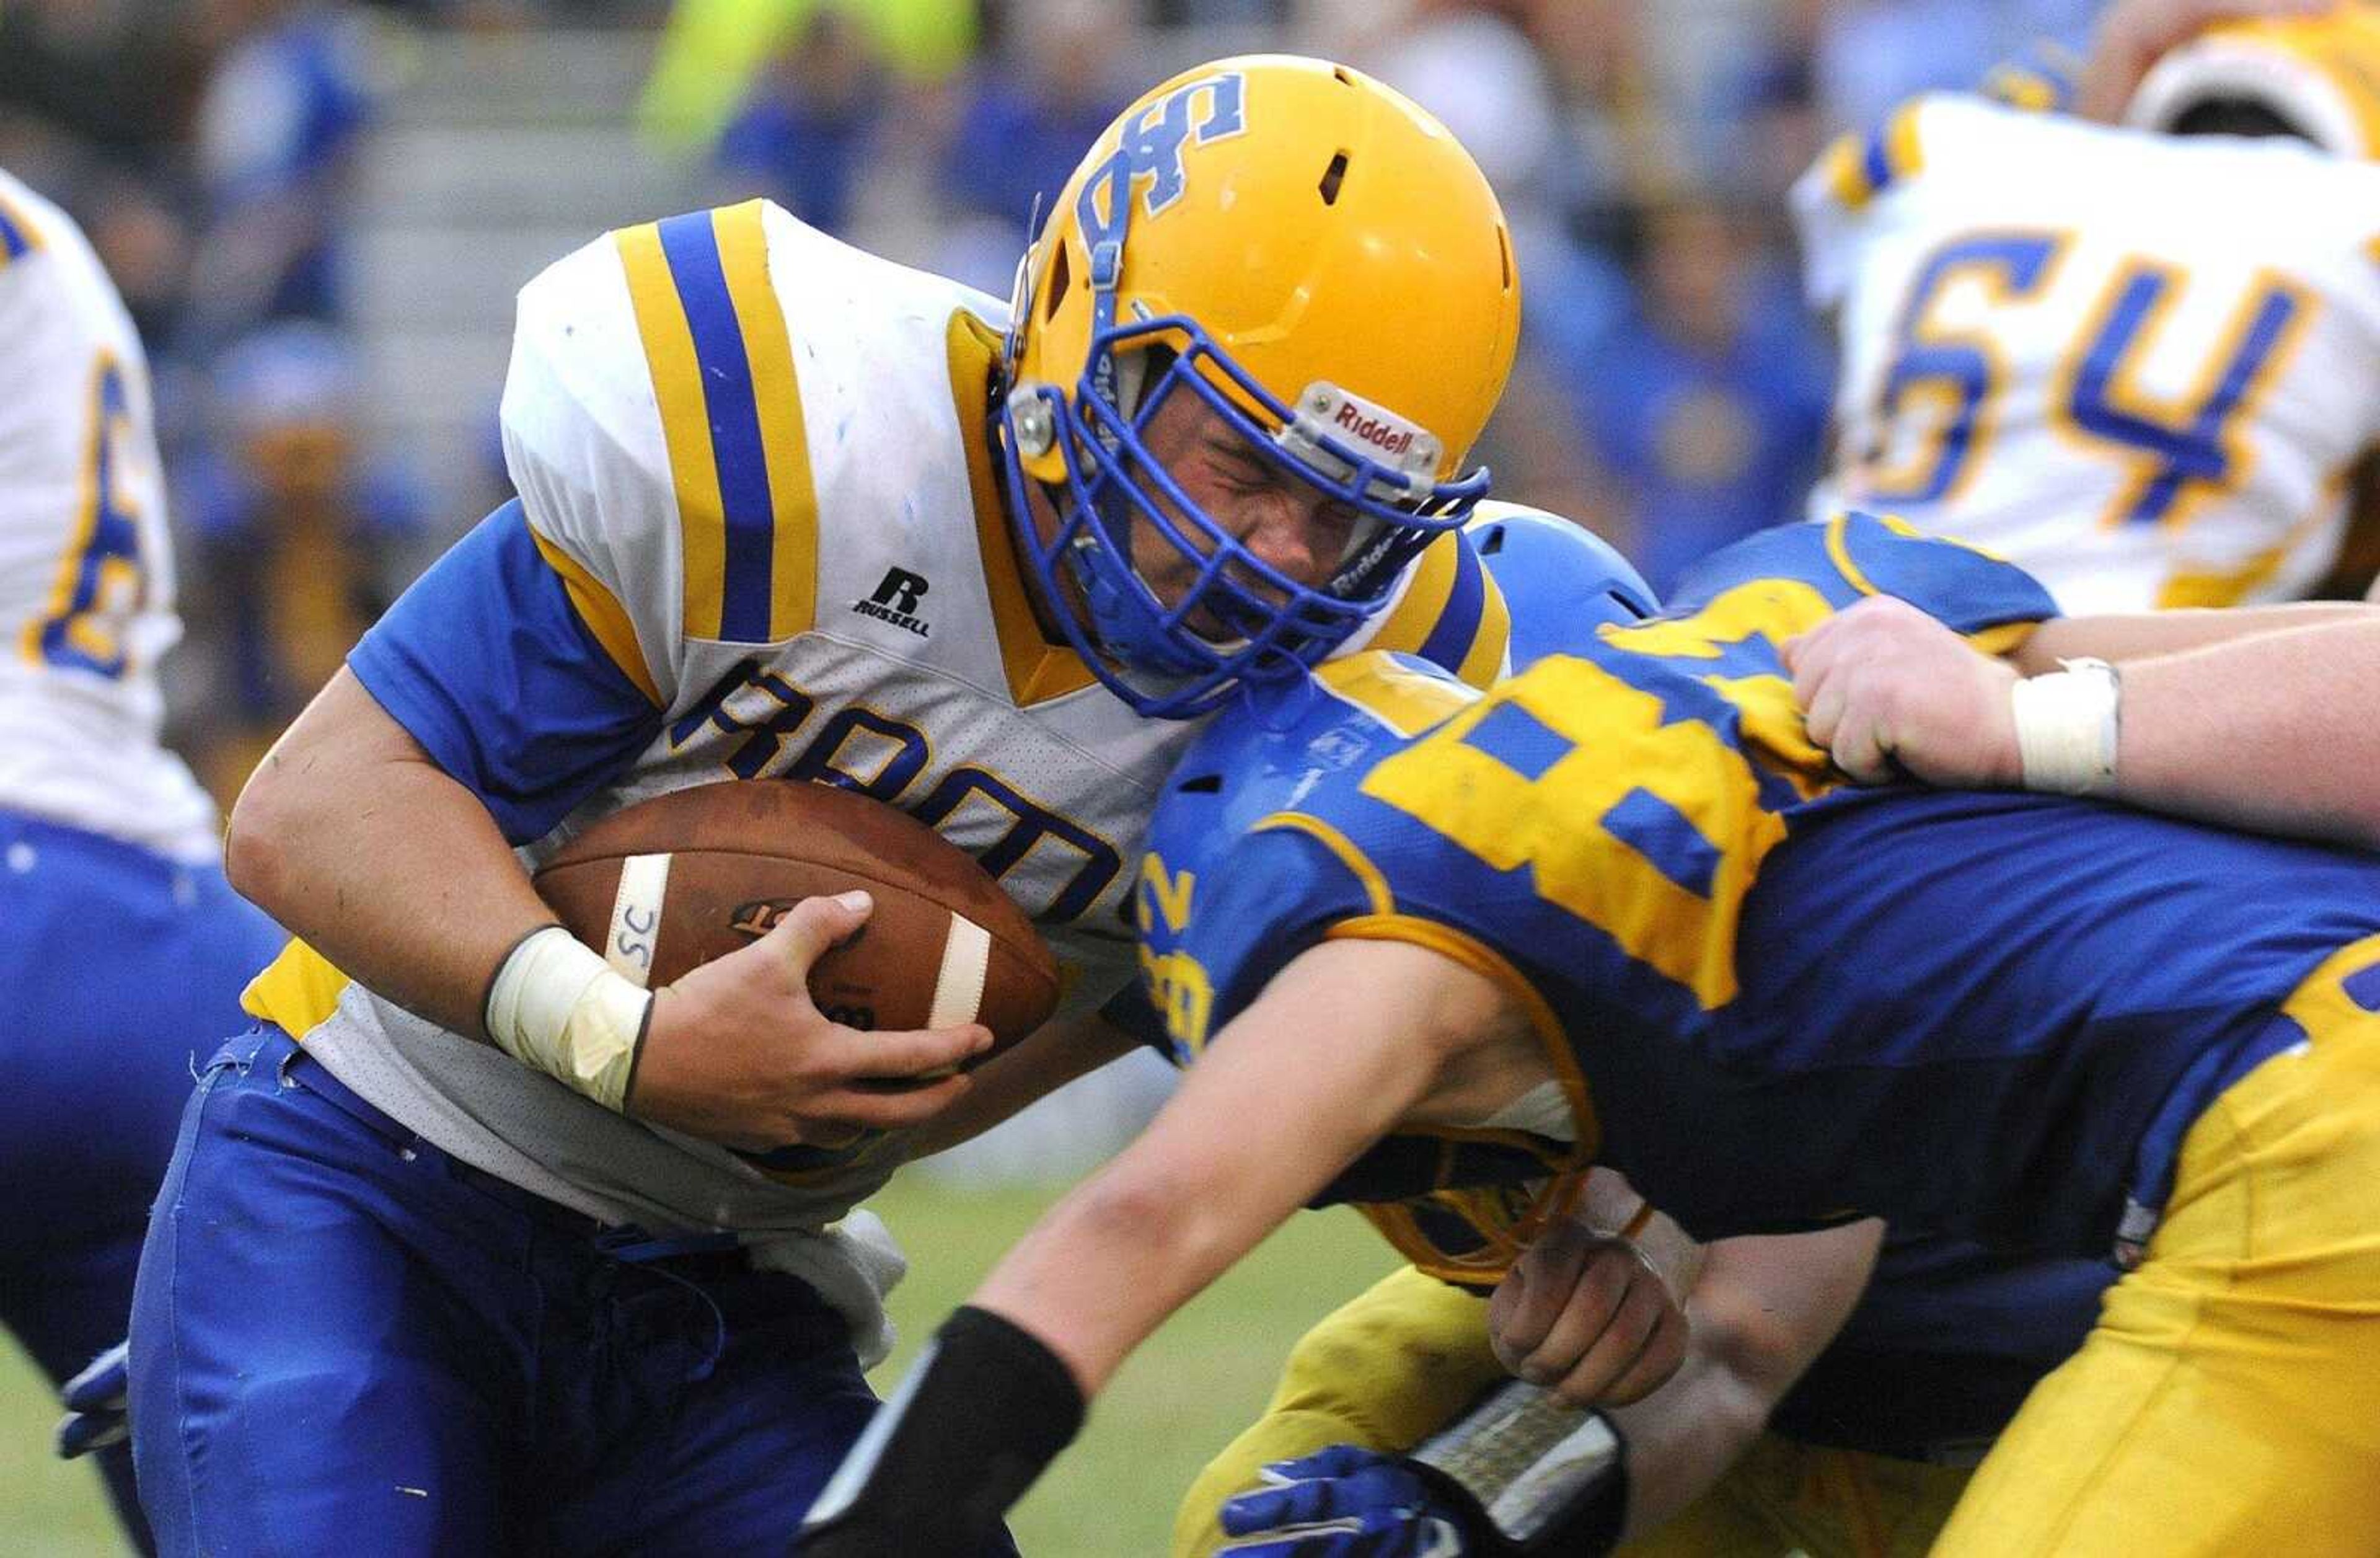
796,935,1546,1556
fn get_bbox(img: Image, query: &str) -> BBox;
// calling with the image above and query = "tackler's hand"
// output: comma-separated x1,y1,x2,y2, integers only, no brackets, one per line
1783,596,2022,789
1489,1221,1686,1409
626,890,991,1151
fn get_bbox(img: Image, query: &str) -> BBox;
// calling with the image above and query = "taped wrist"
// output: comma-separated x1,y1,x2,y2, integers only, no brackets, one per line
482,925,652,1111
798,1305,1085,1556
1412,1384,1629,1557
2010,657,2122,795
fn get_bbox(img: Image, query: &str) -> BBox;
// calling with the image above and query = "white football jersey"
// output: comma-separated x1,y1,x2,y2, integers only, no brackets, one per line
255,201,1512,1352
0,169,216,859
1797,95,2380,614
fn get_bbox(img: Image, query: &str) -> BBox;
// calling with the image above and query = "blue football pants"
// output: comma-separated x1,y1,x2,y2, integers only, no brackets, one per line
0,807,284,1551
129,1024,1020,1557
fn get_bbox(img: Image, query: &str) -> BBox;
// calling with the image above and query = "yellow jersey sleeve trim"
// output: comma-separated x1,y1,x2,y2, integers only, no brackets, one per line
1820,100,1927,212
1325,911,1598,1288
1823,510,1884,597
1322,911,1600,1164
1817,134,1868,211
713,200,817,641
613,218,726,639
948,309,1098,706
529,526,661,706
1250,812,1394,916
241,938,350,1037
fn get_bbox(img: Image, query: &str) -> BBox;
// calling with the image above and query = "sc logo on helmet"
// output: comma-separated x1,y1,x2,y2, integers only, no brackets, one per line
1078,72,1246,236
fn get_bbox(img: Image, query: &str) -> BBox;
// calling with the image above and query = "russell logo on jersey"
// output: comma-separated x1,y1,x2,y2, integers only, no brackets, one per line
851,567,932,637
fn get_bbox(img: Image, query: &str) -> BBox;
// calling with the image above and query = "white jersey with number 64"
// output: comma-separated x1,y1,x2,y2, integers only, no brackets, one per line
1797,95,2380,614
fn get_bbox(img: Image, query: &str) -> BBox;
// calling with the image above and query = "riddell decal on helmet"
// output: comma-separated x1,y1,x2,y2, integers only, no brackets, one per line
1283,382,1443,491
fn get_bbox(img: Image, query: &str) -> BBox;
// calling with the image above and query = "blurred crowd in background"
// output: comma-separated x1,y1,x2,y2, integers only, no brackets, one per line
0,0,2118,815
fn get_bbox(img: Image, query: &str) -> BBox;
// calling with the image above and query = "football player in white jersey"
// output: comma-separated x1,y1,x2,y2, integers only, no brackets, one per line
121,55,1530,1556
1798,6,2380,616
0,169,288,1548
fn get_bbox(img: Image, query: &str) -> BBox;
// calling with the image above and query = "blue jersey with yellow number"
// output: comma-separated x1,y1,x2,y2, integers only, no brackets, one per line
1137,511,2380,1260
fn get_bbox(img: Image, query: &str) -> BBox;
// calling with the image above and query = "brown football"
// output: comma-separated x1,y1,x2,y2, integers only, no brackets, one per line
532,780,1061,1058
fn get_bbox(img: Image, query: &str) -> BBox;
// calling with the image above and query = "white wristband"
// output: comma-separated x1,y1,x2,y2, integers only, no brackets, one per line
2010,657,2122,796
483,925,653,1111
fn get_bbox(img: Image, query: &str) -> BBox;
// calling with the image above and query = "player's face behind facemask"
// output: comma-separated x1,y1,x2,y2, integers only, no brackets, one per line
2126,6,2380,157
998,54,1523,720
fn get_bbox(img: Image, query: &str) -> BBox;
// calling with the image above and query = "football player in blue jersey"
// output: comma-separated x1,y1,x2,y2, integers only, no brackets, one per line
0,169,289,1549
118,55,1540,1558
1171,516,2126,1558
798,509,2380,1557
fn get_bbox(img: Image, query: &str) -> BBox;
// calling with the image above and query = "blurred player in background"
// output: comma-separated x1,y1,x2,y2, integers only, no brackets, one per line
125,55,1531,1557
172,321,424,808
1800,1,2380,613
0,166,286,1551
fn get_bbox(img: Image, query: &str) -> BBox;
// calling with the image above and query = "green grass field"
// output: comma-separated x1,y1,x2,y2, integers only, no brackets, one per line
0,1176,1398,1556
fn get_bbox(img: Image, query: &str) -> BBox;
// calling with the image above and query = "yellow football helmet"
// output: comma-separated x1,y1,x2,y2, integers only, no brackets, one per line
997,54,1522,717
2127,5,2380,157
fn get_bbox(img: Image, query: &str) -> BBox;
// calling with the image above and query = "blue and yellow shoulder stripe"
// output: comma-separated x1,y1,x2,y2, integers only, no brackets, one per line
613,200,818,645
1365,530,1511,689
1814,99,1929,213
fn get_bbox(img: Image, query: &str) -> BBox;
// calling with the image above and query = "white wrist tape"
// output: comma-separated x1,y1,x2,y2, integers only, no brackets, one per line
2010,657,2122,796
483,926,653,1111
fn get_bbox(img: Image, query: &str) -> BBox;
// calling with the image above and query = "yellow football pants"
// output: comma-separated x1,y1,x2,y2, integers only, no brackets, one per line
1934,936,2380,1555
1617,1435,1970,1558
1183,939,2380,1557
1173,1264,1967,1558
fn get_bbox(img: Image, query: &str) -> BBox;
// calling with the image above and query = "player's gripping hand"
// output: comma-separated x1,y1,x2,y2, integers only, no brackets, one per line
55,1340,128,1459
1783,596,2022,789
1215,1446,1482,1557
625,890,992,1151
1489,1221,1685,1409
